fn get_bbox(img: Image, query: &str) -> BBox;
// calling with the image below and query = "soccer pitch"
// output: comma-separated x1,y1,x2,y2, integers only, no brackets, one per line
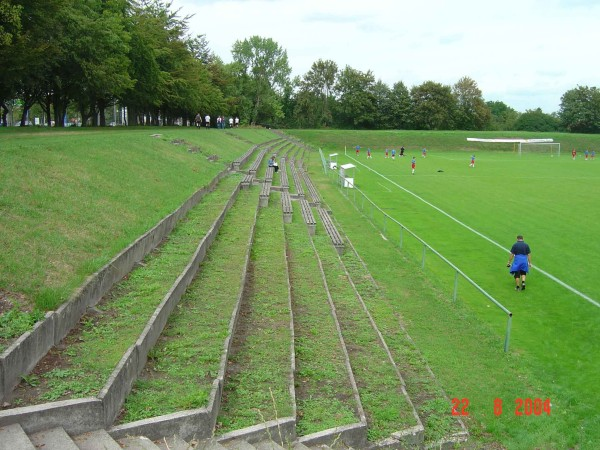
310,142,600,446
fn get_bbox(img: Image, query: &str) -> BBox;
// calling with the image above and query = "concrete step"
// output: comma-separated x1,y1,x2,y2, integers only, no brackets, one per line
0,423,36,450
73,429,122,450
119,435,162,449
29,427,79,450
221,438,257,449
291,443,311,450
254,441,286,450
197,437,229,449
155,434,195,449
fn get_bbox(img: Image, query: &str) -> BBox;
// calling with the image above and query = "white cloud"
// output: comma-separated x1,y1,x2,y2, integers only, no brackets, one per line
171,0,600,113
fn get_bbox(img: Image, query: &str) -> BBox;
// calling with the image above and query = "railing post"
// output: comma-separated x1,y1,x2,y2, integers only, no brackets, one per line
504,314,512,353
453,271,459,301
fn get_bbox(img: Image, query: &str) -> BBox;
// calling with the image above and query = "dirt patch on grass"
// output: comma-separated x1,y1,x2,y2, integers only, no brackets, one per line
0,289,32,313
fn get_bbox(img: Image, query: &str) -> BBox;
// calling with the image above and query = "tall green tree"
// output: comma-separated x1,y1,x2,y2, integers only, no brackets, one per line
0,0,21,46
296,59,338,128
389,81,411,129
231,36,291,125
410,81,457,130
486,100,519,131
514,108,559,132
334,66,377,129
372,80,394,129
452,76,491,130
559,86,600,133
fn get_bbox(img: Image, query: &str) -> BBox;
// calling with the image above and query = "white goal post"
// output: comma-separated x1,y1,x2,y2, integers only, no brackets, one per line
466,138,560,157
518,142,560,157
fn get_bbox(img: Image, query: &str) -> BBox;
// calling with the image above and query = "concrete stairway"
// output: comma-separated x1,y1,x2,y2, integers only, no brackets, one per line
0,423,343,450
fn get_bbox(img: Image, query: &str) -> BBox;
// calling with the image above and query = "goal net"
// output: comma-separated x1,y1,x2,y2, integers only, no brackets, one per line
518,142,560,157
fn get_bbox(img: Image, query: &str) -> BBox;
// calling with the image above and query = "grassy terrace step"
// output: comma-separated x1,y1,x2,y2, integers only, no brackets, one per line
217,194,294,433
8,174,243,406
311,226,420,443
118,187,260,422
284,217,359,436
339,244,466,445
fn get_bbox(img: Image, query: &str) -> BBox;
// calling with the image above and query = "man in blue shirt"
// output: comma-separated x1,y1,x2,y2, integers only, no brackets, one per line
507,235,531,291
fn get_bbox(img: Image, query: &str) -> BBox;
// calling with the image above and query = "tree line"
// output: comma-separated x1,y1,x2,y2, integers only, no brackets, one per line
1,0,599,133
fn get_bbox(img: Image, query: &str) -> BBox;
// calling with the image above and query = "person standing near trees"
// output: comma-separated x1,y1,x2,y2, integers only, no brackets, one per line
194,113,202,128
507,235,532,291
204,114,210,129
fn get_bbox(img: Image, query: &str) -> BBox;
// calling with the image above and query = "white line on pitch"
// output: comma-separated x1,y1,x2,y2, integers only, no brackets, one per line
346,154,600,309
377,182,392,192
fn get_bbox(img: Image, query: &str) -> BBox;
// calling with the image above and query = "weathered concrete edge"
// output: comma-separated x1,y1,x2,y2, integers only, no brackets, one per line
0,168,231,403
283,210,297,422
0,398,103,435
297,422,367,449
107,407,212,443
217,417,296,446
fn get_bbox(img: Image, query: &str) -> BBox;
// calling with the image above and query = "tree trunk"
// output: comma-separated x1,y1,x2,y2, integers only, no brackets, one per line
0,102,8,127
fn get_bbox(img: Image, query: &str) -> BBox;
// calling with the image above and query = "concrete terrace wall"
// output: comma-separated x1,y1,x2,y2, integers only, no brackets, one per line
0,166,231,403
109,186,262,442
0,177,242,436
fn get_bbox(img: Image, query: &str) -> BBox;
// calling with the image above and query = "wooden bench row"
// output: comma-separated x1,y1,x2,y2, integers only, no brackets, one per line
299,198,316,235
232,144,258,171
301,170,320,206
281,191,293,223
289,163,304,198
318,207,344,255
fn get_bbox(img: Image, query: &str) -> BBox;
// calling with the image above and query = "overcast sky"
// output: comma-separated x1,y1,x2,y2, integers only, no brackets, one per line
170,0,599,113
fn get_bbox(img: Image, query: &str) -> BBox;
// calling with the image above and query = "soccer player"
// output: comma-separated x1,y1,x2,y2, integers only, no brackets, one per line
400,146,405,157
422,147,427,158
385,148,389,158
572,148,577,160
592,150,596,160
507,235,532,291
585,149,589,160
355,145,360,156
367,148,372,159
470,154,475,168
391,149,396,159
411,156,416,174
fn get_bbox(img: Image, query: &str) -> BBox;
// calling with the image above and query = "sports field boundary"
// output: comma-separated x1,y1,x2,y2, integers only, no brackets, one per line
342,151,600,310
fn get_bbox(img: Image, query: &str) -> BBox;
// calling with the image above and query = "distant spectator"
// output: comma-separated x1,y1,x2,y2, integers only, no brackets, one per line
268,155,279,172
229,117,234,128
235,116,240,127
205,114,210,129
194,113,202,128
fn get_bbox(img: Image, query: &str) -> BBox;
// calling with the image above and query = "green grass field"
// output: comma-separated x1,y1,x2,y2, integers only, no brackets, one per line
2,127,600,448
290,129,600,448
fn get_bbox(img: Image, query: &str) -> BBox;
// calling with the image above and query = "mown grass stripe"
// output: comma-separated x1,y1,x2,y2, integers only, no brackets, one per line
217,194,293,433
119,187,260,422
285,217,359,436
311,226,419,442
10,174,243,405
